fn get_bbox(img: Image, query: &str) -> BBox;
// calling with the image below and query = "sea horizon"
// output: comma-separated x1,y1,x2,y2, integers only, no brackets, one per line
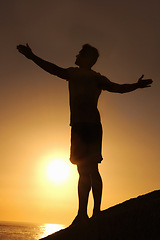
0,220,65,240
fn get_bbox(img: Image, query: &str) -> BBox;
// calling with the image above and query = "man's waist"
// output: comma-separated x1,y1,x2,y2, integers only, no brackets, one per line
70,119,101,126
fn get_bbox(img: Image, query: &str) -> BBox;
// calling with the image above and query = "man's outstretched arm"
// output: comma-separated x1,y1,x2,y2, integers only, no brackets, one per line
101,75,153,93
17,44,69,80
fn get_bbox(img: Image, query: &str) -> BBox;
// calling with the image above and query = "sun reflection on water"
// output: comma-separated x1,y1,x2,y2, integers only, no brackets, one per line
40,223,64,238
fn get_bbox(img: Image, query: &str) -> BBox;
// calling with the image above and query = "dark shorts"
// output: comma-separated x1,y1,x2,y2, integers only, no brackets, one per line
70,123,103,165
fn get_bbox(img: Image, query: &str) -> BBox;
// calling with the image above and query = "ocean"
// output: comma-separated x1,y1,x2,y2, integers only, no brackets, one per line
0,221,64,240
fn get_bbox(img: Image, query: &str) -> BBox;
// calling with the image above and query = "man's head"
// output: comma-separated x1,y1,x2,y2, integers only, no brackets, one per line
75,44,99,68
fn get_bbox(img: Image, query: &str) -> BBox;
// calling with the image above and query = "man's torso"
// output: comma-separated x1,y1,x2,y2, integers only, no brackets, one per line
68,67,102,125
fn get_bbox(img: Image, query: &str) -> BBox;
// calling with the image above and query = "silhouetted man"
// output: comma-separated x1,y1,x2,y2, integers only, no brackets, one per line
17,43,152,225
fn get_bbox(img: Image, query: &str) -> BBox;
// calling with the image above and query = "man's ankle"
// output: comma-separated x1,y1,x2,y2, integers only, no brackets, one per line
92,209,101,218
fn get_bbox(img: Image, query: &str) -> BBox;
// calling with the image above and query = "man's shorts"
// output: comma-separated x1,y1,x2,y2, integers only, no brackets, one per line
70,123,103,165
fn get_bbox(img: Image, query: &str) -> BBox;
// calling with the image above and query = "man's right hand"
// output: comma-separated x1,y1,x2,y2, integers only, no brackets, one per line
17,43,34,59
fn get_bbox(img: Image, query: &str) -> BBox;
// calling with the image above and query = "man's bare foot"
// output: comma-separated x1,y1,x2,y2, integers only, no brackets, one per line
91,210,101,219
70,214,89,226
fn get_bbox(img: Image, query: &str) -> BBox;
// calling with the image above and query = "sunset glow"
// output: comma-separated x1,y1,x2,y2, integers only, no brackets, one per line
1,0,160,227
40,223,64,238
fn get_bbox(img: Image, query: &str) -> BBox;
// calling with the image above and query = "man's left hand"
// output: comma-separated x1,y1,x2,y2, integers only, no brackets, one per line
137,75,153,88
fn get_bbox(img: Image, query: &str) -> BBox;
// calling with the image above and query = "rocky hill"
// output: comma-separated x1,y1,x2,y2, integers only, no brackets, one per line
40,190,160,240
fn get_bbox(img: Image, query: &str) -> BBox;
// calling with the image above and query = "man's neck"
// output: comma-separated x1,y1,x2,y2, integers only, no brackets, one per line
78,66,92,70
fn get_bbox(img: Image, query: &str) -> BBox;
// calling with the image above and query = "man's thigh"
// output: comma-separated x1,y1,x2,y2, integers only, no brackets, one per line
77,162,99,175
70,123,103,165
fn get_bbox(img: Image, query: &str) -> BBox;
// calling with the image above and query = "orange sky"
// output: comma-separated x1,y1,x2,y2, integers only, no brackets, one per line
0,0,160,226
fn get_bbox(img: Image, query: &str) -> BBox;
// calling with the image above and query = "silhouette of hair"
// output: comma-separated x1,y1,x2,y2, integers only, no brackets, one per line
81,44,99,67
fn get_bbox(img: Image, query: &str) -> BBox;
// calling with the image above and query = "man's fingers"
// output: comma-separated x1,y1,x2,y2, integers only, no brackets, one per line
17,44,22,49
139,74,144,81
26,43,32,50
17,45,23,52
17,45,25,50
143,79,153,84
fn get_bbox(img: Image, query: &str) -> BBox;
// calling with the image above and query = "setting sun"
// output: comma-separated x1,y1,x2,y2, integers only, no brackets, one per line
46,159,70,184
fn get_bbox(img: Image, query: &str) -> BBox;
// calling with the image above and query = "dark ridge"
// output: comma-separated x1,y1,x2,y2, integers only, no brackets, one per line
40,190,160,240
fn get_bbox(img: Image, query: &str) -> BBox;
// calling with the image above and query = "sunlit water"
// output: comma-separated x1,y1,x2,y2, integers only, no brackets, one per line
0,221,65,240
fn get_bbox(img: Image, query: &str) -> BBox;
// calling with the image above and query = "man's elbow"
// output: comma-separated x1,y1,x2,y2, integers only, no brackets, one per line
119,89,125,94
112,88,125,94
110,84,126,94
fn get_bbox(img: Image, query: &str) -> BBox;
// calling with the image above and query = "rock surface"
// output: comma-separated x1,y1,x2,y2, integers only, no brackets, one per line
40,190,160,240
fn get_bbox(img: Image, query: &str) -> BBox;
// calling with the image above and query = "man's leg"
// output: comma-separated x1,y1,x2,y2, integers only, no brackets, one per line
71,163,102,225
90,163,103,217
77,166,91,218
71,165,91,224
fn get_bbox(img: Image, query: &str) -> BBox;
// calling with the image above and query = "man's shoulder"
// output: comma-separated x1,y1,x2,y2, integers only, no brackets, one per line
66,67,79,75
67,67,100,75
66,67,109,82
67,67,78,71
